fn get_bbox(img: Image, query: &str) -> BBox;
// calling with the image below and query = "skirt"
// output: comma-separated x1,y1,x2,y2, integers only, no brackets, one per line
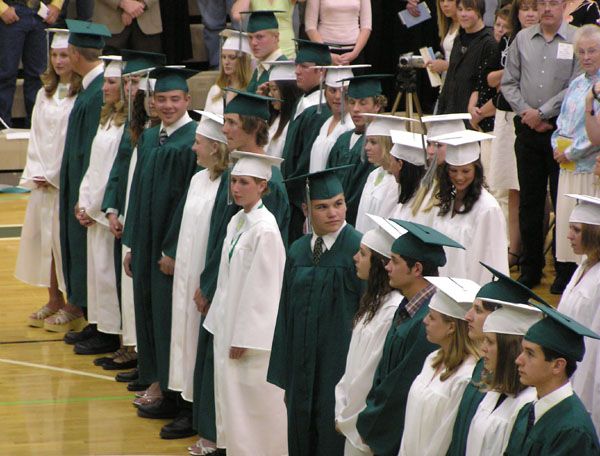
488,110,519,191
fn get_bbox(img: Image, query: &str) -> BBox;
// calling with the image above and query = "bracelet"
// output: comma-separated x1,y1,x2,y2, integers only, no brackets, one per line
593,84,600,103
586,107,595,115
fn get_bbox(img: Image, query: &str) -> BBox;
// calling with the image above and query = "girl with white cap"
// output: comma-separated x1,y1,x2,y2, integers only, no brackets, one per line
203,151,288,455
557,194,600,430
16,29,81,329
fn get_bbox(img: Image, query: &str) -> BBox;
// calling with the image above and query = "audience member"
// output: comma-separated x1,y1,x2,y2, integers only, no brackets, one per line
196,0,237,69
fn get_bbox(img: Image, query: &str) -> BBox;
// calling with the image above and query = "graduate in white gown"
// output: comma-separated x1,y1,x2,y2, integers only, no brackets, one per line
308,66,356,173
15,29,78,327
465,302,541,455
168,111,229,402
204,151,288,455
335,215,404,455
430,130,508,284
399,277,481,456
557,194,600,431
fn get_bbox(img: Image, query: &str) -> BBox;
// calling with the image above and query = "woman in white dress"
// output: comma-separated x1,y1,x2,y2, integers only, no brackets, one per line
203,151,288,455
426,0,459,86
399,277,480,456
465,303,541,455
168,112,229,405
431,131,509,284
77,57,126,338
204,30,252,115
335,215,404,456
557,194,600,431
16,30,81,328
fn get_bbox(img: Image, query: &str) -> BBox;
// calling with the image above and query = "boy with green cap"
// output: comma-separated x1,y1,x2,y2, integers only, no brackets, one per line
56,20,111,339
121,66,198,424
268,166,364,456
241,10,288,93
504,304,600,455
356,220,464,456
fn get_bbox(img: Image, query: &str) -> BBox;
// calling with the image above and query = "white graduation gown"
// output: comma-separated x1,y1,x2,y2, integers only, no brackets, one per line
78,119,125,334
399,351,477,456
465,387,537,456
558,260,600,431
204,200,288,455
266,115,288,159
15,86,75,290
309,113,354,173
355,167,399,233
168,170,221,401
204,84,225,115
391,186,438,227
432,189,508,285
335,291,402,455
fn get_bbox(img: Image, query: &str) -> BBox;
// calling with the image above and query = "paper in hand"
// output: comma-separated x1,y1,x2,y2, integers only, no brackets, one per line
398,3,432,28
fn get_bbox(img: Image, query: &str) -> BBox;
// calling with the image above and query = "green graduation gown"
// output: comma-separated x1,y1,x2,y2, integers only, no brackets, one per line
446,358,486,456
193,166,290,441
504,394,600,455
326,130,374,226
356,298,437,456
267,224,364,456
59,72,104,308
122,120,198,389
281,91,332,243
246,54,288,93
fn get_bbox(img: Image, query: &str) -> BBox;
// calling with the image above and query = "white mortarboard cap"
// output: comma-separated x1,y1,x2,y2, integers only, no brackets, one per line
48,28,69,49
231,150,284,180
362,113,418,137
139,78,157,92
313,65,370,88
194,110,227,144
566,194,600,226
426,277,481,320
390,130,427,166
266,60,297,81
430,130,494,166
361,214,408,258
483,302,542,336
100,55,123,78
221,29,251,55
422,113,470,137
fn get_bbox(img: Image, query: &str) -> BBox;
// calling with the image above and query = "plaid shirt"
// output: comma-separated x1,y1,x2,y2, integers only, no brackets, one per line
394,283,436,325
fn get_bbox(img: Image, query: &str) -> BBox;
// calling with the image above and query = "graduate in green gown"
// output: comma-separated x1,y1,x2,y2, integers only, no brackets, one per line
241,10,288,93
355,220,464,456
327,75,390,226
504,304,600,455
267,167,365,456
280,39,332,242
58,20,110,330
121,67,198,419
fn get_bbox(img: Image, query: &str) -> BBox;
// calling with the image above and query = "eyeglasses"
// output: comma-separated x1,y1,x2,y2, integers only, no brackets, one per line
536,0,563,7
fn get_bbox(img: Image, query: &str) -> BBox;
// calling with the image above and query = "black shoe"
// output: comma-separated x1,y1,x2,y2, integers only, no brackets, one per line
74,333,120,355
94,355,114,366
102,357,137,371
116,368,138,383
137,397,179,419
64,324,97,345
160,410,196,439
517,273,541,289
550,276,569,295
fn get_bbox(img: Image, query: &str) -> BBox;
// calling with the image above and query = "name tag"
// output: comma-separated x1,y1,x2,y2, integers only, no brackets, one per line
557,43,574,60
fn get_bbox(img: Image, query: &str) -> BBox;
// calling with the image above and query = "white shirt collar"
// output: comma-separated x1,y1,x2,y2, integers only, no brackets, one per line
534,382,573,424
311,221,347,252
160,112,193,137
294,89,324,120
258,48,283,72
82,63,104,90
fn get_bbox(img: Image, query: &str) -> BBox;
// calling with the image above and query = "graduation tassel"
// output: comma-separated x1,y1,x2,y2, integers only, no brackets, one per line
317,70,324,115
127,72,132,124
304,177,313,234
226,160,235,205
340,84,346,125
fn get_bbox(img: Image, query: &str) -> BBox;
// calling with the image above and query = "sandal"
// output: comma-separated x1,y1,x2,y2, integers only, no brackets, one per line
28,305,60,328
132,393,162,408
94,348,127,366
102,350,138,371
43,309,87,333
189,438,217,455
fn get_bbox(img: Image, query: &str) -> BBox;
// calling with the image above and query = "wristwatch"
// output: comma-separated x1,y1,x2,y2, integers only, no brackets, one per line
537,109,545,120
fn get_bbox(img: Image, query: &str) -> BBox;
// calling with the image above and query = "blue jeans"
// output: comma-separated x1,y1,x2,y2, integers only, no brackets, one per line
196,0,238,68
58,0,94,24
0,4,46,127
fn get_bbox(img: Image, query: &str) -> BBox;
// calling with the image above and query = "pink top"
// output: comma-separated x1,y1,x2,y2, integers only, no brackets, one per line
305,0,372,45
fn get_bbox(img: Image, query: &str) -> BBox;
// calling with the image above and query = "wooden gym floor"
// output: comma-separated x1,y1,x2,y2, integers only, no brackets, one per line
0,193,559,455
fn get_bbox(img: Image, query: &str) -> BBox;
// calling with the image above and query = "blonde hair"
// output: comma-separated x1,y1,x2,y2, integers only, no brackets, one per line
437,0,458,41
41,54,82,98
212,52,253,102
210,141,230,181
371,135,394,169
431,316,480,381
100,99,127,128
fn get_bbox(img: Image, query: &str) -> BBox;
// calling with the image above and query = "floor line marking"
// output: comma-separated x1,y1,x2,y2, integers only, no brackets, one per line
0,395,134,406
0,358,116,381
0,338,63,345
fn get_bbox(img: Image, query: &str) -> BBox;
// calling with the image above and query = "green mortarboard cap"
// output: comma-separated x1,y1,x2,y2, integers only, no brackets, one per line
284,165,353,200
525,302,600,361
338,74,393,99
390,220,464,267
150,67,198,93
294,39,332,66
66,19,111,49
241,10,283,32
477,262,548,307
122,50,166,75
223,87,278,121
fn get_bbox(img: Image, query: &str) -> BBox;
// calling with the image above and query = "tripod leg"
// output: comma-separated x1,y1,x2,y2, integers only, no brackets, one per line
391,92,403,115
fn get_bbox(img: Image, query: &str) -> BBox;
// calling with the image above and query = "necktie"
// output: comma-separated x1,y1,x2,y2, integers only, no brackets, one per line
159,128,168,146
526,404,536,433
313,236,324,265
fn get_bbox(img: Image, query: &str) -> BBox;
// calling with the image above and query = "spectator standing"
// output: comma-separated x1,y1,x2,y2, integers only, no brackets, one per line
197,0,237,70
425,0,460,86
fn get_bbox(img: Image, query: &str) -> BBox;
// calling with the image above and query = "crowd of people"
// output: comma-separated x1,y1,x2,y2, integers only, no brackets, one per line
7,0,600,455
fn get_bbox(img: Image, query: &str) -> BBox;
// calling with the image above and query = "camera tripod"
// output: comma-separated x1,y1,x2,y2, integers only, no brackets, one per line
391,66,425,133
